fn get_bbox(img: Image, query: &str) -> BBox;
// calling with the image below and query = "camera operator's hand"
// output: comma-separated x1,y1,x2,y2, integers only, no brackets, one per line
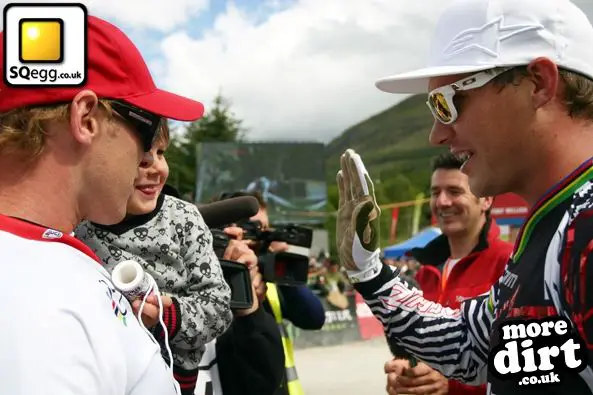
268,241,289,254
250,264,266,302
224,225,264,251
223,226,244,241
223,226,260,276
336,149,382,281
222,236,254,263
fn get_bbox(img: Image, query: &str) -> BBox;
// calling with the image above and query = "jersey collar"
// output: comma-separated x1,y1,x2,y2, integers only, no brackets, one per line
513,158,593,261
0,214,101,263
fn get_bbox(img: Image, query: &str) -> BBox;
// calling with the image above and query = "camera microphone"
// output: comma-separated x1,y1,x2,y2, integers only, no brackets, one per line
198,196,260,229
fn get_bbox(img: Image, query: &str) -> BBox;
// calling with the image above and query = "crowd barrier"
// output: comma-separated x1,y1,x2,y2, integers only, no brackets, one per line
287,289,385,349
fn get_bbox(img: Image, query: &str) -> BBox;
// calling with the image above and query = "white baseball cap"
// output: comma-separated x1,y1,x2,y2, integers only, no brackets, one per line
376,0,593,94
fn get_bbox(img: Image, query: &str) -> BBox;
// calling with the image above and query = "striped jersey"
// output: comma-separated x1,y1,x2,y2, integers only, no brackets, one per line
355,159,593,394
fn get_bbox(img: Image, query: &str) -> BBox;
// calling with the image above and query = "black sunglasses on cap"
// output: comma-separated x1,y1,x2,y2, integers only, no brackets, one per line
110,100,162,152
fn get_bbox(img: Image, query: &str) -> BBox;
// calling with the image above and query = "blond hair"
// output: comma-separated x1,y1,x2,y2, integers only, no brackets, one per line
0,99,113,162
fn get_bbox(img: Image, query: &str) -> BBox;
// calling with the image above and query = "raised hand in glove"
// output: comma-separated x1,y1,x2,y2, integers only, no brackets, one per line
336,149,383,283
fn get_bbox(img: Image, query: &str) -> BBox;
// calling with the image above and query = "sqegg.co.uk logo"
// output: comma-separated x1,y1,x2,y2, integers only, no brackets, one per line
3,3,87,87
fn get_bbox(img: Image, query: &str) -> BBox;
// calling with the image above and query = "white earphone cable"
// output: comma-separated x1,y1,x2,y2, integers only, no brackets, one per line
111,260,180,394
136,274,179,394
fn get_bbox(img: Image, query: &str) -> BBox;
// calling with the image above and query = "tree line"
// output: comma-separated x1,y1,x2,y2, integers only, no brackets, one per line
166,94,245,198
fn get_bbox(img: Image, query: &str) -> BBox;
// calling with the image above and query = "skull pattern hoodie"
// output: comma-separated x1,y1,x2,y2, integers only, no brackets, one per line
75,192,233,394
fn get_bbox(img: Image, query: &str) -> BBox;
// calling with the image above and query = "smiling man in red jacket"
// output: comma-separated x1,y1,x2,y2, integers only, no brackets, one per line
388,152,512,395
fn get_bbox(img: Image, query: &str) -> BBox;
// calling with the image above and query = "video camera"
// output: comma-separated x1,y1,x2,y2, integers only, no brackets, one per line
237,219,312,286
211,229,254,310
213,220,312,287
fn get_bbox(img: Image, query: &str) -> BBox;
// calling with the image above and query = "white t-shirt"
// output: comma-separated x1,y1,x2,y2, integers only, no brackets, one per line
0,215,178,395
444,257,461,278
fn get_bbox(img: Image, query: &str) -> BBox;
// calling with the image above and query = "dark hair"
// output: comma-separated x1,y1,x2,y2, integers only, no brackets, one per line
430,152,492,216
431,152,464,172
217,190,267,209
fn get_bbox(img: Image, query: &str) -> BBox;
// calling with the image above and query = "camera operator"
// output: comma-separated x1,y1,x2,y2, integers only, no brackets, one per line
195,226,285,395
156,185,285,395
218,191,326,395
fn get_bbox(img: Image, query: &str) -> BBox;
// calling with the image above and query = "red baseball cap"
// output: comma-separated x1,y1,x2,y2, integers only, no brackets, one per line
0,15,204,121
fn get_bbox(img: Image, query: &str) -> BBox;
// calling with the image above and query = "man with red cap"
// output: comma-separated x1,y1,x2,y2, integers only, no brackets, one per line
0,15,205,395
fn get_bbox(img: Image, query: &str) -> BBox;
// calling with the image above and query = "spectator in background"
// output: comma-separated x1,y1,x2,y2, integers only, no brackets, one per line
307,257,325,289
322,259,349,293
386,257,421,277
388,152,512,395
308,258,351,309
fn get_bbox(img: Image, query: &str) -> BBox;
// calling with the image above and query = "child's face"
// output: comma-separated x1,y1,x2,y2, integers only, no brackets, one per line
127,138,169,215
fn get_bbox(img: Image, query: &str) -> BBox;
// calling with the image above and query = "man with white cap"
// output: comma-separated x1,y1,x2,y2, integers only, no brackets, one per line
334,0,593,393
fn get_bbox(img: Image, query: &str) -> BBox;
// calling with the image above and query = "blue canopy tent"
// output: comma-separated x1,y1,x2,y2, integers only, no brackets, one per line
382,227,442,259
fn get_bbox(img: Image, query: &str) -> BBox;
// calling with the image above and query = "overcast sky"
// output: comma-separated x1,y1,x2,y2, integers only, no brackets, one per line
2,0,592,143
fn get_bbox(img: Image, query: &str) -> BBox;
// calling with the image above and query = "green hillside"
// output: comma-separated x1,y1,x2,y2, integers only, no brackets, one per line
325,94,445,183
324,94,447,252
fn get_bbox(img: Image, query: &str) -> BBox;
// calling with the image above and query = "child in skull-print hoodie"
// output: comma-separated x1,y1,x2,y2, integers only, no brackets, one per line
76,190,233,394
75,117,232,395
